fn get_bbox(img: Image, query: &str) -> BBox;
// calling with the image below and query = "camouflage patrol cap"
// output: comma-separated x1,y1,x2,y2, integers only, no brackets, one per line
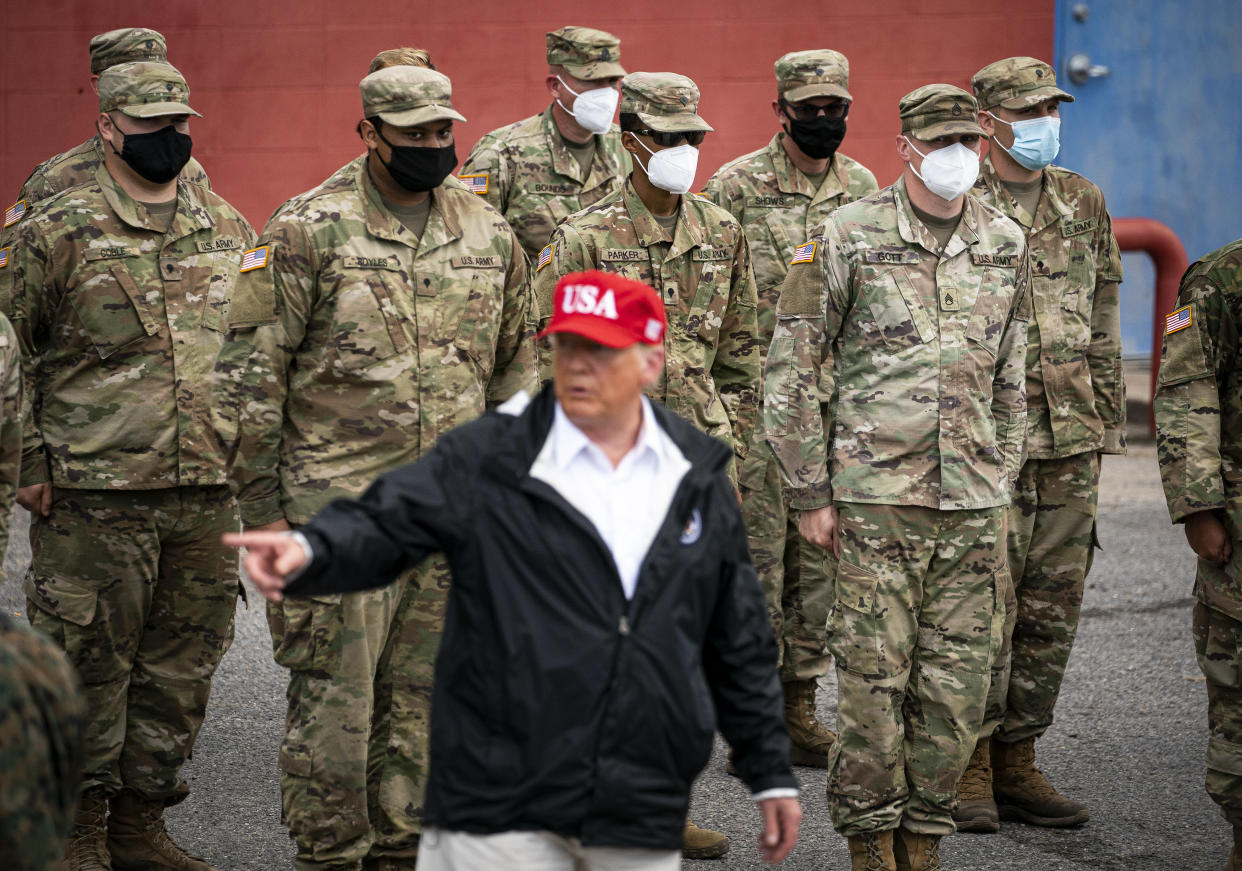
89,28,167,75
775,50,852,102
899,84,986,139
546,26,626,80
360,66,466,126
99,62,201,119
972,57,1075,110
621,72,713,133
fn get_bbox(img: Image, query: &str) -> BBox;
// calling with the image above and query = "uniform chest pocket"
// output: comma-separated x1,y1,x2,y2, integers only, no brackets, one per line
328,276,409,371
685,251,733,345
453,269,504,370
201,251,240,332
965,270,1013,358
68,261,160,359
860,267,933,350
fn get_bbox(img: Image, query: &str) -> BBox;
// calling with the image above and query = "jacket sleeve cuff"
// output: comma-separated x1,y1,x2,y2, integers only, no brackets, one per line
1099,428,1126,454
1169,499,1226,525
788,484,833,511
18,454,49,488
240,494,286,528
751,787,799,802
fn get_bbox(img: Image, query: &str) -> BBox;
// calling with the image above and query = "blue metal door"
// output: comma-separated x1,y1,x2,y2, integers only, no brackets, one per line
1054,0,1242,356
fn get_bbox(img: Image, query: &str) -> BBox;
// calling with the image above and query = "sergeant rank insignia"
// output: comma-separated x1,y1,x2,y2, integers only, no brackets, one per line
240,245,271,273
790,241,816,264
1165,305,1191,335
460,174,488,195
537,243,554,273
3,200,26,227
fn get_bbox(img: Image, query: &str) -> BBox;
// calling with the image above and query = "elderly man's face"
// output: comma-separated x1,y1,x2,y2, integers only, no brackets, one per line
552,334,663,430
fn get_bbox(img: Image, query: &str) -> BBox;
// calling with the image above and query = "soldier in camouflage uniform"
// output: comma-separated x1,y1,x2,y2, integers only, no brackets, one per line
5,62,254,871
0,28,211,258
704,49,878,770
764,84,1029,871
531,70,759,860
220,66,536,871
0,611,86,870
1155,238,1242,871
458,26,630,261
953,56,1125,834
0,314,20,558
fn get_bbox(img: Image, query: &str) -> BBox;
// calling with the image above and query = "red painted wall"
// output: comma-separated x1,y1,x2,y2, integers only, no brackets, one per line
1,0,1054,228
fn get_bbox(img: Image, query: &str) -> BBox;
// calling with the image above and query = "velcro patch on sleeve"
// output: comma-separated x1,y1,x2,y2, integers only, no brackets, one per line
536,244,554,273
790,241,817,265
1165,305,1191,335
460,174,489,195
0,247,9,269
240,245,271,273
3,200,26,228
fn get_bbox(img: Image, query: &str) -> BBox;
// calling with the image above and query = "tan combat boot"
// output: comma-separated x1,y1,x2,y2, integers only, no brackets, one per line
107,790,218,871
893,829,942,871
952,739,999,833
992,737,1089,827
847,831,897,871
683,817,730,859
784,678,836,768
66,787,112,871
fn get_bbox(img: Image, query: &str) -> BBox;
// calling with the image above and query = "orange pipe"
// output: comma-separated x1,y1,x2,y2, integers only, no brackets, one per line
1112,217,1189,436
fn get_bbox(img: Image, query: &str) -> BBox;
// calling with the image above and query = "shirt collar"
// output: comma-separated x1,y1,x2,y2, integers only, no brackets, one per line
550,396,666,471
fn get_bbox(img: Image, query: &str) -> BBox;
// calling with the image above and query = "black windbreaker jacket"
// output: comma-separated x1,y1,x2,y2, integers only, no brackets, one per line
289,386,796,849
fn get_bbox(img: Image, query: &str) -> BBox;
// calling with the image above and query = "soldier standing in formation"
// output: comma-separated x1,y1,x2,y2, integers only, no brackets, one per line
5,61,255,870
953,56,1125,833
704,48,878,772
763,84,1029,871
220,65,536,871
1155,239,1242,871
459,27,630,262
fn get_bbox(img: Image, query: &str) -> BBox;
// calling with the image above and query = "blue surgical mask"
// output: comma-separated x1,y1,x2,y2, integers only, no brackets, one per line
989,112,1061,170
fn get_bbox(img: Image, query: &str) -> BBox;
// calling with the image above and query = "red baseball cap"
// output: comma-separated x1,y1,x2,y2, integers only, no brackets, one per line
538,270,667,348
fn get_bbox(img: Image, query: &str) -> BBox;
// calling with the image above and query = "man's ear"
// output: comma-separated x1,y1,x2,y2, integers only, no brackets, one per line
640,345,666,386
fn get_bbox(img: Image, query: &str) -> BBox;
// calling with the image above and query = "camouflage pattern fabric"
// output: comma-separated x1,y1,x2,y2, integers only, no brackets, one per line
983,452,1100,743
974,155,1124,458
270,557,447,867
1155,238,1242,823
222,154,535,866
0,611,85,870
0,314,21,563
459,107,630,261
5,164,254,490
24,485,239,804
829,502,1007,835
762,176,1030,512
533,179,761,461
705,133,877,678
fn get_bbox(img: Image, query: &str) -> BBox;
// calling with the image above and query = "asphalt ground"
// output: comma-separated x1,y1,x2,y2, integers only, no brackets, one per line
2,441,1230,870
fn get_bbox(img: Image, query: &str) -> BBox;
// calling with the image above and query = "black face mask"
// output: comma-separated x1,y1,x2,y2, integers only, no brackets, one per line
785,114,847,161
377,129,457,192
113,124,193,184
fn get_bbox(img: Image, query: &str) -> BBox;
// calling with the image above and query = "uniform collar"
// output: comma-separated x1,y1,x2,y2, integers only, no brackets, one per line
621,178,709,258
893,174,980,257
356,154,461,254
977,153,1074,233
768,132,846,204
96,162,214,240
541,105,621,190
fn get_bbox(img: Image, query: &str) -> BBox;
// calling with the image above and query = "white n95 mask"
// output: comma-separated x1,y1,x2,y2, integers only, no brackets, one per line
905,137,980,201
556,77,620,135
632,138,699,195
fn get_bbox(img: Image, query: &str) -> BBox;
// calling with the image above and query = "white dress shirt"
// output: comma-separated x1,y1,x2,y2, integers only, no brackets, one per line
530,396,690,599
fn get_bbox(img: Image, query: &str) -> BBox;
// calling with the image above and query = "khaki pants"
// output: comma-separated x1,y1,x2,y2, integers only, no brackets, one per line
25,486,239,805
415,828,681,871
271,554,449,869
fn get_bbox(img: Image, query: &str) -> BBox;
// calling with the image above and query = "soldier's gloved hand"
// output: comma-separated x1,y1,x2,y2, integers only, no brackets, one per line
16,483,51,516
798,505,841,557
1185,511,1233,564
222,531,309,602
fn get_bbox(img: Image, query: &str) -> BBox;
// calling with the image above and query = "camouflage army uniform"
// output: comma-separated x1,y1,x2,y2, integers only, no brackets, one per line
458,27,629,262
0,314,21,560
535,178,760,461
970,64,1125,763
705,76,878,686
221,66,536,870
764,85,1030,835
1154,239,1242,840
0,611,85,870
5,66,254,817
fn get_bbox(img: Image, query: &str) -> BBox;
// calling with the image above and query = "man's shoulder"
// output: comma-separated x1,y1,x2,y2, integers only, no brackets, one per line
25,137,102,198
826,186,895,231
686,196,744,240
710,144,776,188
560,187,628,231
21,178,108,235
467,113,547,162
834,152,879,191
1185,238,1242,299
970,195,1028,247
187,183,250,229
436,184,516,240
1044,164,1108,212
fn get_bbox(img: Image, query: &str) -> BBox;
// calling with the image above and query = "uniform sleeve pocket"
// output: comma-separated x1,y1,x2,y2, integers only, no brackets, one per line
1158,307,1211,386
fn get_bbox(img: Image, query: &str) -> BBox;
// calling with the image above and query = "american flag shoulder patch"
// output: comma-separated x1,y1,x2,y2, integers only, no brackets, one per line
790,241,817,265
0,247,9,269
460,174,488,195
240,245,271,273
691,191,710,201
4,200,27,228
1165,305,1192,335
536,244,553,273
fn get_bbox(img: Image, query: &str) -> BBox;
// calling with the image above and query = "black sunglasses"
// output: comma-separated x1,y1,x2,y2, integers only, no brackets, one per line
631,129,707,147
780,99,849,121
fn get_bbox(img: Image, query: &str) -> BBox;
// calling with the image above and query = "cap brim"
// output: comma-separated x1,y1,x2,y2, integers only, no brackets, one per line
783,83,852,102
537,317,649,348
911,119,988,139
635,109,714,133
119,102,202,119
998,86,1075,109
377,105,468,127
563,61,627,80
